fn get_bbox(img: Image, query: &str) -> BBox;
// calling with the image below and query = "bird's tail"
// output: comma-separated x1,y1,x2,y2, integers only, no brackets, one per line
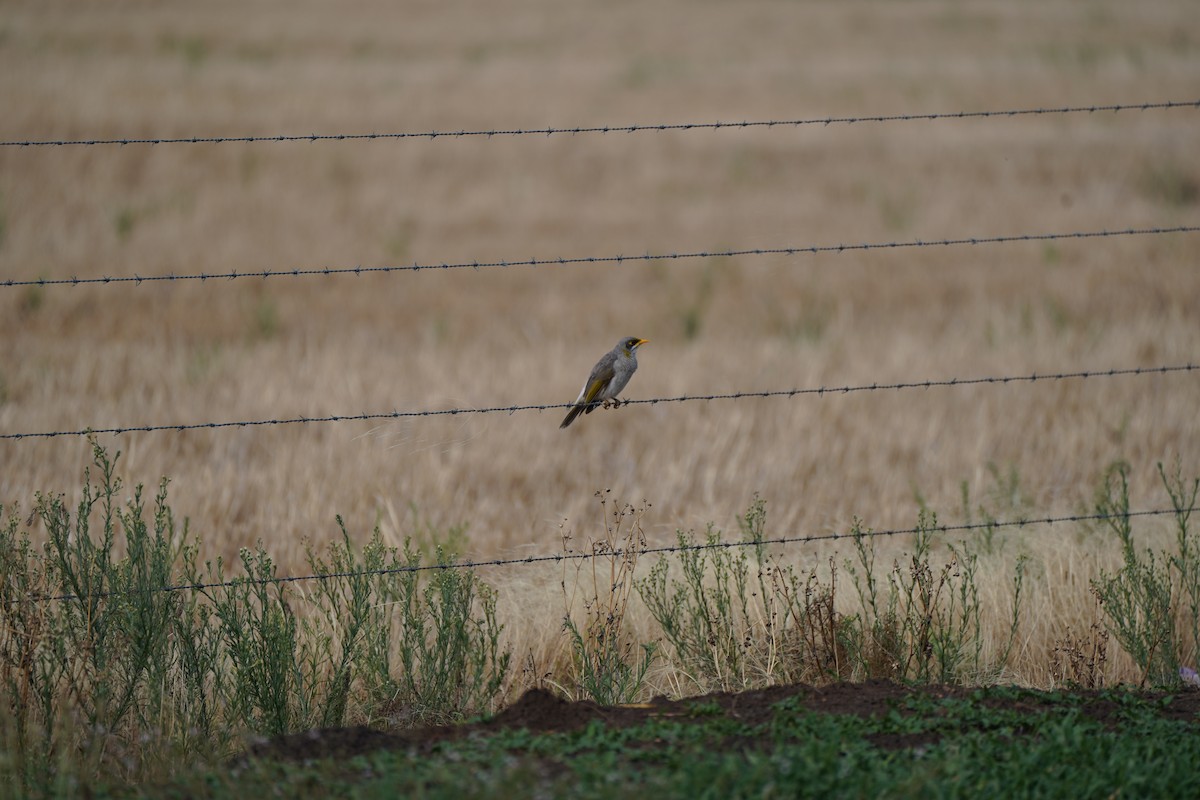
560,404,584,429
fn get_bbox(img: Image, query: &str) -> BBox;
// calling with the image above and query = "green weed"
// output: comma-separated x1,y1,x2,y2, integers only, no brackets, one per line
249,294,280,339
593,461,1188,696
959,462,1031,555
843,511,1025,684
559,493,656,704
1091,460,1200,685
114,207,137,242
19,282,44,316
639,497,852,692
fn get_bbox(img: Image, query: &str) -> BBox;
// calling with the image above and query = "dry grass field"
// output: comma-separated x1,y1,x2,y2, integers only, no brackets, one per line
1,0,1198,690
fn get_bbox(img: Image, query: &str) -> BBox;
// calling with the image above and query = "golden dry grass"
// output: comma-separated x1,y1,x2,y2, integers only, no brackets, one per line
1,0,1198,691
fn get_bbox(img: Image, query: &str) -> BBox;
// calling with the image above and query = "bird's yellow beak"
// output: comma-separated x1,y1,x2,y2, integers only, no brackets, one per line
634,338,649,347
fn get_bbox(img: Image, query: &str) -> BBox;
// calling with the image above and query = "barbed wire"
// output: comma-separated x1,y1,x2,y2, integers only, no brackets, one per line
3,225,1198,290
3,99,1196,149
2,363,1193,441
12,507,1180,605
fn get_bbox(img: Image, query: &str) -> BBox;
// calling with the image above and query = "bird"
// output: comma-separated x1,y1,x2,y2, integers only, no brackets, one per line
560,337,649,429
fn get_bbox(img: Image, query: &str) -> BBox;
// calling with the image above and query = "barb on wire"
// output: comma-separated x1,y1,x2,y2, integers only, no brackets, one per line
2,363,1193,441
3,225,1199,290
3,100,1197,148
11,507,1180,605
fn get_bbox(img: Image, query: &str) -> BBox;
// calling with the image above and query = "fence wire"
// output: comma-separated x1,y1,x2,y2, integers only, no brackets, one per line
11,507,1180,605
3,225,1198,290
2,363,1193,441
3,99,1196,148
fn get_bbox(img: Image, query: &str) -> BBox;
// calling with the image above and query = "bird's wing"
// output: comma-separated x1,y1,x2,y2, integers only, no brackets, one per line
577,352,618,404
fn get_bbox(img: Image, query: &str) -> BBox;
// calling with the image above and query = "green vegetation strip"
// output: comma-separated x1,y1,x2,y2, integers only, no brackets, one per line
4,442,1198,798
126,687,1200,799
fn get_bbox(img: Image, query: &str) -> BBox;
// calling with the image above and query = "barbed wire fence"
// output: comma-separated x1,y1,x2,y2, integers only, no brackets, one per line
3,98,1198,605
6,507,1181,606
2,363,1194,440
3,99,1196,148
2,225,1197,289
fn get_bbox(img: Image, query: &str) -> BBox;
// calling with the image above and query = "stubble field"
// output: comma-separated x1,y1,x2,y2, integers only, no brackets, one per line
2,0,1199,695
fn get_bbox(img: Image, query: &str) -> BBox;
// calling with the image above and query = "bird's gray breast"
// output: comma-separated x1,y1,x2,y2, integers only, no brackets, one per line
605,351,638,398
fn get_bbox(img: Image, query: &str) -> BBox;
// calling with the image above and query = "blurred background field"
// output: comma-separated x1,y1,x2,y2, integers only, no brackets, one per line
1,0,1198,686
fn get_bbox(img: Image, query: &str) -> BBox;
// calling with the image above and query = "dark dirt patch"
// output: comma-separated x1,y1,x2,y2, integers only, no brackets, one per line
245,681,1200,763
245,726,412,763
